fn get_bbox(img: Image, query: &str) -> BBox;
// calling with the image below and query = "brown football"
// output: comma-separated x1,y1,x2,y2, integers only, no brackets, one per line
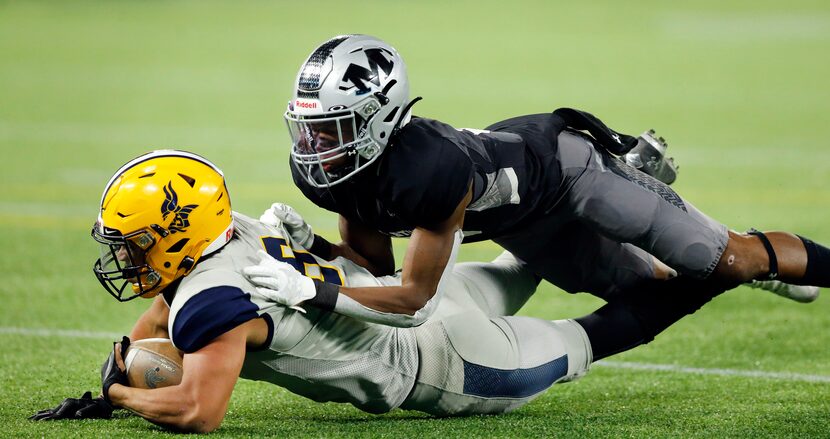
124,338,184,389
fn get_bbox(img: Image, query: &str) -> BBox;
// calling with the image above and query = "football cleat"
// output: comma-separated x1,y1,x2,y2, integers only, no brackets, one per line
625,129,679,185
747,279,820,303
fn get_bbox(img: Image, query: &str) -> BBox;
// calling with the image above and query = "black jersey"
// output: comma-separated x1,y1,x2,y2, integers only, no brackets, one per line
292,114,566,242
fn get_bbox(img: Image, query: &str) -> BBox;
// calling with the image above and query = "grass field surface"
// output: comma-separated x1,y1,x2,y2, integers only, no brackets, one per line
1,1,829,437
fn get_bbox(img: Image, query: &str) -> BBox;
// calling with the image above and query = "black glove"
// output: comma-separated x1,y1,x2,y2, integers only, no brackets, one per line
101,336,130,404
29,391,114,420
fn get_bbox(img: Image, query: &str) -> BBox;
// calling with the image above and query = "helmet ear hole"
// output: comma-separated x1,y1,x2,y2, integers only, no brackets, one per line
166,238,189,253
383,107,400,123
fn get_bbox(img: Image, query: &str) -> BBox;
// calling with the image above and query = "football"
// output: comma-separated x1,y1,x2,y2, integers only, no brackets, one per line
124,338,184,389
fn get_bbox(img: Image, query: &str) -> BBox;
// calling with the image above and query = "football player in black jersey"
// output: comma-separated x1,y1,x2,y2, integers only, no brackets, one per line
247,35,827,355
32,151,759,428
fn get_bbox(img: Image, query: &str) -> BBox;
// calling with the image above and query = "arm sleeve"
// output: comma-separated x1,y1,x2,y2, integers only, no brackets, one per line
170,286,260,353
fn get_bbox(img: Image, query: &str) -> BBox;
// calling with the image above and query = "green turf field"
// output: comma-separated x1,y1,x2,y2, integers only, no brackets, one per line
2,0,830,437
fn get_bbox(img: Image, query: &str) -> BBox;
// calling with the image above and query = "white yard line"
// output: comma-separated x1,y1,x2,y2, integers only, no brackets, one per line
595,360,830,384
3,326,829,383
0,326,122,340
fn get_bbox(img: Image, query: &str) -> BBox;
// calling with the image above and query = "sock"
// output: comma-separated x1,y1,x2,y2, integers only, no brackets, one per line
575,302,651,362
576,276,726,361
797,236,830,287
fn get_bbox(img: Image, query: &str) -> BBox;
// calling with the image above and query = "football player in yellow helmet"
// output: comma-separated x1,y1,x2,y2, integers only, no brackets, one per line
30,149,810,432
92,150,234,301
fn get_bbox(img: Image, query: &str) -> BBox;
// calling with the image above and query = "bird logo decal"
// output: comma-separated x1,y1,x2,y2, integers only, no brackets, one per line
144,367,166,389
161,182,198,233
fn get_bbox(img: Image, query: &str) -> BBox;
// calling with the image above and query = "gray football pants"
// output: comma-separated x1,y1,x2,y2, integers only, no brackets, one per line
401,316,592,416
398,253,591,416
494,131,729,302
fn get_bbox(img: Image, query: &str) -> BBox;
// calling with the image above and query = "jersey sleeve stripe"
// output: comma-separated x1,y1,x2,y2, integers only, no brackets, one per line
171,285,259,353
249,312,275,352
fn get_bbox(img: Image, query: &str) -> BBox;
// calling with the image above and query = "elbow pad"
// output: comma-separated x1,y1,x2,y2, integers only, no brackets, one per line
333,230,464,328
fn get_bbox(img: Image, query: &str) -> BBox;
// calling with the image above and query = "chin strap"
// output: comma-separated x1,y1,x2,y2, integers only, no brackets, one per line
389,96,423,140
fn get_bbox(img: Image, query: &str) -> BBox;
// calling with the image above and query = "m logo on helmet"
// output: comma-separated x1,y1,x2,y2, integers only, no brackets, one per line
339,48,394,95
161,182,198,233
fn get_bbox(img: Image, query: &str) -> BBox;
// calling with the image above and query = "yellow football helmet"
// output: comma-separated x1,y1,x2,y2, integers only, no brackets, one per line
92,150,234,301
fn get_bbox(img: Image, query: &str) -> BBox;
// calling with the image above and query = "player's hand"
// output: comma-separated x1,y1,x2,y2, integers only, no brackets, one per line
243,250,316,312
101,336,130,404
260,203,314,249
29,391,114,420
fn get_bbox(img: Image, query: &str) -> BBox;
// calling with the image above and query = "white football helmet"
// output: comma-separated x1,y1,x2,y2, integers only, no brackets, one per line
285,34,412,187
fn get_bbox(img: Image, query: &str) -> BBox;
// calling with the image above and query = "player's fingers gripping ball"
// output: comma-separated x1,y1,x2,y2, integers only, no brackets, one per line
124,338,184,389
100,336,131,403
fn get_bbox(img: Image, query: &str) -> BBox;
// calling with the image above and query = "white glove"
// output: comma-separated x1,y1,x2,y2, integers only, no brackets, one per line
260,203,314,249
242,250,316,313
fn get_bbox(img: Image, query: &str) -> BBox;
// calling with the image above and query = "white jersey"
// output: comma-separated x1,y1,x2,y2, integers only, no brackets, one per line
164,213,418,413
163,212,592,416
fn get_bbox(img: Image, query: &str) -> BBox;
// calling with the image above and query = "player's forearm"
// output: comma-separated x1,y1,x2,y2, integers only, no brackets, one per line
309,238,451,320
303,278,438,327
108,384,223,433
339,284,429,315
308,230,464,327
316,284,437,328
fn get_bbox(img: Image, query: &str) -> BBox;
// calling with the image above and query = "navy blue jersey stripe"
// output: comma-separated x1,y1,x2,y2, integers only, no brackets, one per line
462,355,568,399
249,312,275,352
172,285,259,353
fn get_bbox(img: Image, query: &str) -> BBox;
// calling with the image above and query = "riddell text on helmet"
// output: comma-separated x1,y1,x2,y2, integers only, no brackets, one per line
295,100,318,109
